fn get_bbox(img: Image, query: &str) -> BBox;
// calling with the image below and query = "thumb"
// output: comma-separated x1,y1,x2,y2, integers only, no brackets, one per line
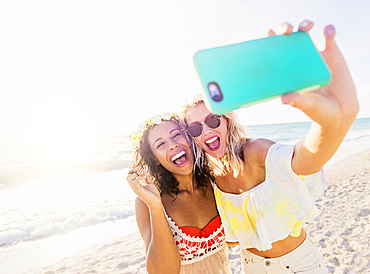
281,92,321,115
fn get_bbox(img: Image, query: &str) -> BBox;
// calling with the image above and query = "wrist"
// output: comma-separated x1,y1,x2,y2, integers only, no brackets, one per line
315,114,356,132
148,200,163,215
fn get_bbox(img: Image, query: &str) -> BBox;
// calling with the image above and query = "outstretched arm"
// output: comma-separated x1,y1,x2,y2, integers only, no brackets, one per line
127,167,181,273
270,21,359,175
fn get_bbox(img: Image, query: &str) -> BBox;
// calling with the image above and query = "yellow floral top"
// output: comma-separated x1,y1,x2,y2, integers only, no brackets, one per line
213,143,325,251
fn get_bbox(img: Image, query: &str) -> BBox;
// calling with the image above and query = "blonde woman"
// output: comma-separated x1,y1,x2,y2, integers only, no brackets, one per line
182,20,358,273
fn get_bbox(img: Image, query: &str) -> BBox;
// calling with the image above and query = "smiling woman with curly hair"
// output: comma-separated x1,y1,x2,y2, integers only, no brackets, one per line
126,113,231,273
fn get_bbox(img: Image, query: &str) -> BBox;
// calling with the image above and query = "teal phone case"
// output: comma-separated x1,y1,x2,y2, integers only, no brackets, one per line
193,31,331,114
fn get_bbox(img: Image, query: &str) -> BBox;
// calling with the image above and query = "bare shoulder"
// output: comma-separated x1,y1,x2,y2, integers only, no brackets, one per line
244,138,275,167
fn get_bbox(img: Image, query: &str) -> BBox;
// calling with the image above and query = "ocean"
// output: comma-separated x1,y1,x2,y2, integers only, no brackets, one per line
1,118,369,273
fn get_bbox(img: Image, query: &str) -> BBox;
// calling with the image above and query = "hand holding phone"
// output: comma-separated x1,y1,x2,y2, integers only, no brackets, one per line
193,31,331,114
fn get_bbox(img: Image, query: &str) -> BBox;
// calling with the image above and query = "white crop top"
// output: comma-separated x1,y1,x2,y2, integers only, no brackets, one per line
213,143,325,251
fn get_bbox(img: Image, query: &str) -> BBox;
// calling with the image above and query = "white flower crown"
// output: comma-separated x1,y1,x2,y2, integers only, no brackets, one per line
128,112,177,149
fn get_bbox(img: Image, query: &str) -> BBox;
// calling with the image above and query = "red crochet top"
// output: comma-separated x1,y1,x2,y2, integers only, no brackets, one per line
179,215,222,237
164,211,227,265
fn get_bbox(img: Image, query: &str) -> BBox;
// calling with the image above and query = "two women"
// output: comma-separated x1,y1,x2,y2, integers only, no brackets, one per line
182,21,358,273
127,20,358,273
126,115,231,273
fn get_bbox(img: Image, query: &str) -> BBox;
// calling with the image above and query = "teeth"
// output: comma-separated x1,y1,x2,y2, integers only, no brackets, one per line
171,151,185,162
206,136,218,144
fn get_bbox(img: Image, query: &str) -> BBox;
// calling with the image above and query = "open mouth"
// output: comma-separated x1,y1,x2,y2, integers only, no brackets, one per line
205,136,220,151
170,150,188,166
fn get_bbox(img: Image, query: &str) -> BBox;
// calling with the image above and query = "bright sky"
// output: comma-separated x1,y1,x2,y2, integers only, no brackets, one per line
1,0,369,142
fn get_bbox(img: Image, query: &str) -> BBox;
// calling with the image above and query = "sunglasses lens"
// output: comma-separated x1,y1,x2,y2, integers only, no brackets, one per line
206,115,221,129
187,124,202,137
187,115,221,137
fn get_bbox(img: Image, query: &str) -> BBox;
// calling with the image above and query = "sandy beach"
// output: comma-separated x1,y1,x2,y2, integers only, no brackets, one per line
28,150,370,274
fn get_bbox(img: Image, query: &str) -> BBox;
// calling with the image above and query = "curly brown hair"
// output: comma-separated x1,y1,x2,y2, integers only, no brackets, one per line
132,116,214,200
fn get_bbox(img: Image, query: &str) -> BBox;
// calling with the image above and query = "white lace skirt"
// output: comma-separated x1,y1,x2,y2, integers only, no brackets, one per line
180,244,232,274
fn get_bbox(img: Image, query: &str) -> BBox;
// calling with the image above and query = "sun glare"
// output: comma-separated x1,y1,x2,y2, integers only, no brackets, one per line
39,128,97,167
25,103,100,167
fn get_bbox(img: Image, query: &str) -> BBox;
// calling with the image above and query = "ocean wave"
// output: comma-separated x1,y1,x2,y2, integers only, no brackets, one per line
343,132,370,143
0,203,135,246
0,169,136,246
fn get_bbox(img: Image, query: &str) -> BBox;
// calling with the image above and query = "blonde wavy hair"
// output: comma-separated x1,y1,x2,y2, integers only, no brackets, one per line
181,99,247,177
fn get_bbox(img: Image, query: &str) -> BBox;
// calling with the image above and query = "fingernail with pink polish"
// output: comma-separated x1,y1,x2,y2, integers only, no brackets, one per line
302,20,310,28
325,25,335,38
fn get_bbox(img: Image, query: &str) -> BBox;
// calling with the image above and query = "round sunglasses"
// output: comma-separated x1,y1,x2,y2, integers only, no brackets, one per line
186,114,221,137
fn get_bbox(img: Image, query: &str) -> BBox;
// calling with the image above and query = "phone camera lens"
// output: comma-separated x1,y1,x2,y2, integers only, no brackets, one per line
209,83,217,92
207,82,223,102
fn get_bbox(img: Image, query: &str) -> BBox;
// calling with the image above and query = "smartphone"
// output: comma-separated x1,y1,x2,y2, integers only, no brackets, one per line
193,31,331,114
